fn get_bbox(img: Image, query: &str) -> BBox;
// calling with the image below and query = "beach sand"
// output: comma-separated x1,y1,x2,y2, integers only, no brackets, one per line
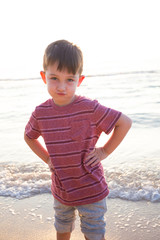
0,194,159,240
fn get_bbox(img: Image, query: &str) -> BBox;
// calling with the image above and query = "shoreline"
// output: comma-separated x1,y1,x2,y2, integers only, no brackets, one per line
0,194,160,240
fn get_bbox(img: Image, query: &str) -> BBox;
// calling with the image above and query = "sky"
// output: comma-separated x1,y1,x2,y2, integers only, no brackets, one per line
0,0,160,78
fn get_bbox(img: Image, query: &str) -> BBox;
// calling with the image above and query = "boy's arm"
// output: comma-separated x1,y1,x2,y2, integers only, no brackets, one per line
24,133,50,164
86,113,132,167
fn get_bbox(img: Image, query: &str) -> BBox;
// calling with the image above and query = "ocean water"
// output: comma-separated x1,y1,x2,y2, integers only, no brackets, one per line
0,70,160,202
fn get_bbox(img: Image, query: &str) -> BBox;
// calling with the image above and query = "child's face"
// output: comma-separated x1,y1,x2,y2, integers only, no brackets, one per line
41,63,84,106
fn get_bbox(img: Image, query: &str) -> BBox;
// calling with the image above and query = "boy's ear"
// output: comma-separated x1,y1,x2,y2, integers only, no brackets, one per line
77,75,85,87
40,71,46,84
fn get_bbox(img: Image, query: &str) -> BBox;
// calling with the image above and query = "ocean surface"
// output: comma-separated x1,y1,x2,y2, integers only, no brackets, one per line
0,69,160,202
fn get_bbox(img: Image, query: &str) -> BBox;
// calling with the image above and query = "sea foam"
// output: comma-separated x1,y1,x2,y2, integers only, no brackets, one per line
0,162,159,202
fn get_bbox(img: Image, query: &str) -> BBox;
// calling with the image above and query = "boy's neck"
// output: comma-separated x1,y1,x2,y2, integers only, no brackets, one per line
52,95,77,107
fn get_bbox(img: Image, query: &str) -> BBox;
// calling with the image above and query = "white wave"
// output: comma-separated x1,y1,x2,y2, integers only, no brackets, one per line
105,167,160,202
0,163,159,202
0,163,52,199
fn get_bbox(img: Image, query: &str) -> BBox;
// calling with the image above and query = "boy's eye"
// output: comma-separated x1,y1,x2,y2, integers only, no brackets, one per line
68,79,74,82
51,77,57,80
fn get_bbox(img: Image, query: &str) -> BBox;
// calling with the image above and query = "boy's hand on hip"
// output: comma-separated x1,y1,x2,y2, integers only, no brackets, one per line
85,147,109,167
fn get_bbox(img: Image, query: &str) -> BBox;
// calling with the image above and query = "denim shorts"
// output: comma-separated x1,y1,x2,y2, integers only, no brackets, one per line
53,197,107,240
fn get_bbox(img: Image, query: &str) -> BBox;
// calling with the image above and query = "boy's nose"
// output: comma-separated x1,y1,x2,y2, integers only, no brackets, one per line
57,83,66,91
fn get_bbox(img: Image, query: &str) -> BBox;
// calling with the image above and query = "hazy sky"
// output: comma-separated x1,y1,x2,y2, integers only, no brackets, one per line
0,0,160,78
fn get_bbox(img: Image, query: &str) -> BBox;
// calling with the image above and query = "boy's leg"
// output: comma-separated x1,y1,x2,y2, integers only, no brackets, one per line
57,232,71,240
53,198,76,239
77,198,107,240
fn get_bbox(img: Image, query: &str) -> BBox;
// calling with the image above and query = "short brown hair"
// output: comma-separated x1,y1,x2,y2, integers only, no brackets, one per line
43,40,83,75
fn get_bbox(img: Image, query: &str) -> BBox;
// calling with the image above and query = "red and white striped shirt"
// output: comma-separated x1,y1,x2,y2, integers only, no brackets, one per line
25,95,121,205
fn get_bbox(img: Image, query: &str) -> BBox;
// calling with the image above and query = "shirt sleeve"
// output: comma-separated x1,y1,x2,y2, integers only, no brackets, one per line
25,108,41,139
93,100,122,134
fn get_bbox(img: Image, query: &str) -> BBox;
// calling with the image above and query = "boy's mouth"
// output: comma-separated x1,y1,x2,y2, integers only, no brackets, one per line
57,92,66,96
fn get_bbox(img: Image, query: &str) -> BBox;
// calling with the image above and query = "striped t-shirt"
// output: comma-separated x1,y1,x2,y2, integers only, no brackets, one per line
25,95,121,206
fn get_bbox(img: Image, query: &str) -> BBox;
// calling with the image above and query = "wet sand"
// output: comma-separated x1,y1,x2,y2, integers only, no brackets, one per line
0,194,159,240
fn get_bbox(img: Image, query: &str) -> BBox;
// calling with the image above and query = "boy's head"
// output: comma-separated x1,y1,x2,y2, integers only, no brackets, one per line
43,40,83,75
40,40,85,107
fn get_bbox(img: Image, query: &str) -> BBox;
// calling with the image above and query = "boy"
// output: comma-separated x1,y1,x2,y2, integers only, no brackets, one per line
24,40,132,240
